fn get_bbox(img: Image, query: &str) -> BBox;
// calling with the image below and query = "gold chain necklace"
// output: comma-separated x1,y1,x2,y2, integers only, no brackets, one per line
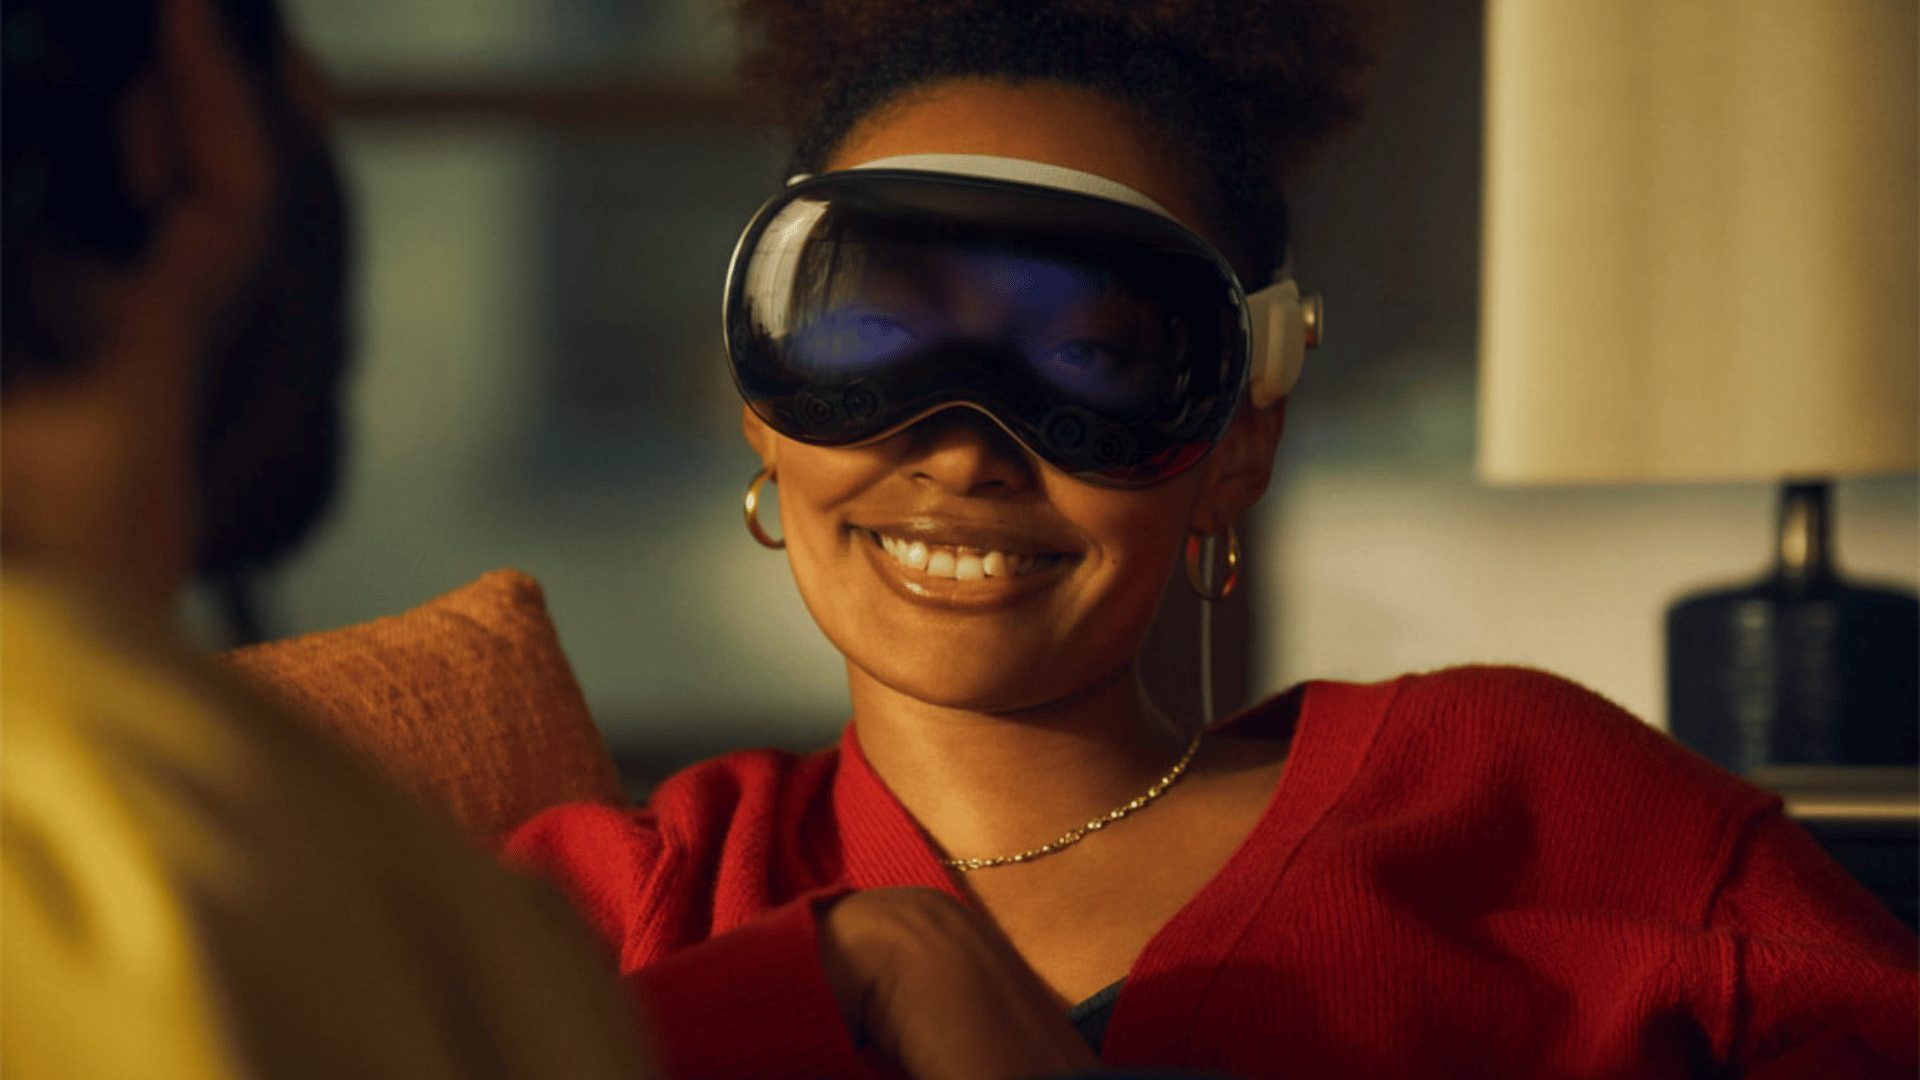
940,728,1205,873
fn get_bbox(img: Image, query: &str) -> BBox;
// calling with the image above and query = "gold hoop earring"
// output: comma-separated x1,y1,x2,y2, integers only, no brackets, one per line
1185,527,1240,601
743,466,785,550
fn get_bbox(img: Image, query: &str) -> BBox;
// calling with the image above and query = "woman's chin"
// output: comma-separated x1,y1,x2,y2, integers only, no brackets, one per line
842,632,1129,717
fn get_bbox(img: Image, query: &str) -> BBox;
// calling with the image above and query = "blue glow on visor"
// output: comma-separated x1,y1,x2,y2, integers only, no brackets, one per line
722,165,1251,486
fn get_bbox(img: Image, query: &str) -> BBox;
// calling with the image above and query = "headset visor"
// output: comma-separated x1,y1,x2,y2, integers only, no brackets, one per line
724,170,1251,486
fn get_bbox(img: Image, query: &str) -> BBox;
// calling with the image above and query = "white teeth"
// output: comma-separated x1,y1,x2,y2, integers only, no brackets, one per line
871,532,1057,581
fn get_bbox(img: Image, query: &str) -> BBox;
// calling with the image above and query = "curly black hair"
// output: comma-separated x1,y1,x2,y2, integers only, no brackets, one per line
733,0,1377,281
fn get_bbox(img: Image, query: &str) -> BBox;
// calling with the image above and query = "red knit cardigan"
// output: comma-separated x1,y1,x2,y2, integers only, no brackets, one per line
505,667,1919,1078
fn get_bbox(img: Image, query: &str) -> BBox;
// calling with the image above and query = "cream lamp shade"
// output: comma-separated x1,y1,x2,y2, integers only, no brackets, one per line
1478,0,1919,484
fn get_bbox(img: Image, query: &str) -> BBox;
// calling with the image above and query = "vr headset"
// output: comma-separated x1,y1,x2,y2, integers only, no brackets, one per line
723,154,1321,487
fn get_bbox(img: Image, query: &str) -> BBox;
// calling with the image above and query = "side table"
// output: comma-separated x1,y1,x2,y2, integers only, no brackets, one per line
1750,766,1919,932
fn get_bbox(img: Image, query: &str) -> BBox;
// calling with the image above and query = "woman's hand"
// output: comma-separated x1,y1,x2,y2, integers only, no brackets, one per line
819,887,1100,1080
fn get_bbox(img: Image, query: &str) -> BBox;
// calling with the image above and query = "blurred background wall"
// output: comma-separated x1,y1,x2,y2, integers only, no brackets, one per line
212,0,1916,776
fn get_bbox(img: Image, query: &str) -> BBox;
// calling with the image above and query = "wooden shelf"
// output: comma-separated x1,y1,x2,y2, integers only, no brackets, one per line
1748,765,1920,823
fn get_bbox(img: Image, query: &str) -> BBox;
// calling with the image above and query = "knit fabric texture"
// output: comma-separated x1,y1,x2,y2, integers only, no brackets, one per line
221,569,626,839
507,666,1920,1078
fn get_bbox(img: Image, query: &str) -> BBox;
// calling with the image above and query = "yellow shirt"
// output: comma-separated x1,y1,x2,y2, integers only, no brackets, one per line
1,569,652,1080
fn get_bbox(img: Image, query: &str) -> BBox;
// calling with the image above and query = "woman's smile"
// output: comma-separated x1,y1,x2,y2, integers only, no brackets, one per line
848,517,1084,612
752,390,1200,708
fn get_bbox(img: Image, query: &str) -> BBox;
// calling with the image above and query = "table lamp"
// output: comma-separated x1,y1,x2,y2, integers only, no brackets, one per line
1477,0,1918,773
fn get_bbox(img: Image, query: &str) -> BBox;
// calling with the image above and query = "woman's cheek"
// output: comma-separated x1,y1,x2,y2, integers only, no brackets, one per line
1049,474,1195,578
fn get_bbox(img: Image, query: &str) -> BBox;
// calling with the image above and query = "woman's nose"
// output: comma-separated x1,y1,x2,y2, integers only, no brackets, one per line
897,407,1035,496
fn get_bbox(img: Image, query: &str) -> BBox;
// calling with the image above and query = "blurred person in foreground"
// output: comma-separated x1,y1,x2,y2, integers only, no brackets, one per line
0,1,651,1076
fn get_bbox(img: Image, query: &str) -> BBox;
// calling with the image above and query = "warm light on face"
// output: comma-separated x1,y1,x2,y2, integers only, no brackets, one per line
750,80,1242,714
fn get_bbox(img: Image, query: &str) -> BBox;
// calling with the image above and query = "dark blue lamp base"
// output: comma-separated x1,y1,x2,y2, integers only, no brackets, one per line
1667,480,1919,774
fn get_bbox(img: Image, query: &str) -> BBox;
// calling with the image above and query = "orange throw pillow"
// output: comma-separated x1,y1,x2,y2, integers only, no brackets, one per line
219,570,627,839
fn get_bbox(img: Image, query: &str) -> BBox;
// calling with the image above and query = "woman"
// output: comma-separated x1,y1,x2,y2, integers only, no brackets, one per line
507,3,1918,1077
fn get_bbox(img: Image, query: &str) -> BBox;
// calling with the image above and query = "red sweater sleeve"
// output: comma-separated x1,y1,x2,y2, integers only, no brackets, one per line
504,803,877,1079
1707,806,1920,1077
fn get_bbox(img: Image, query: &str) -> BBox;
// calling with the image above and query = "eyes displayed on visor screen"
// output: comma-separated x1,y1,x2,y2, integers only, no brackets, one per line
728,175,1257,484
786,243,1168,414
791,309,924,371
1034,340,1152,413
